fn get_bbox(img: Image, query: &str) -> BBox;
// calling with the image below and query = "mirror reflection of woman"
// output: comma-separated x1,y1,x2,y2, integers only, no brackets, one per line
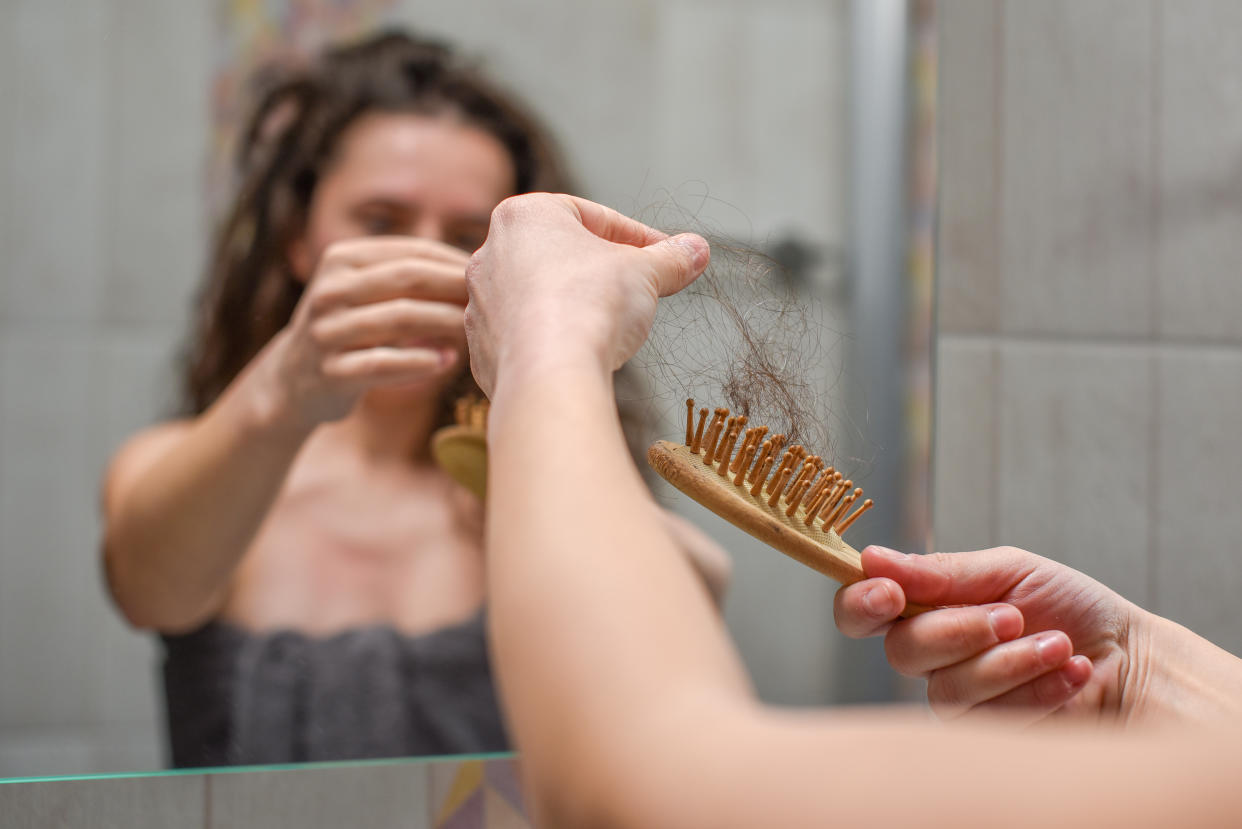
101,31,728,767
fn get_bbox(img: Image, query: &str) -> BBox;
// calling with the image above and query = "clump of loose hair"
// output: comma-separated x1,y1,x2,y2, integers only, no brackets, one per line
632,193,848,464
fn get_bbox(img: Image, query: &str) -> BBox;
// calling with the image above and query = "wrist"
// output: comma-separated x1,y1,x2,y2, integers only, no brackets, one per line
236,334,320,448
492,337,612,399
1126,609,1242,726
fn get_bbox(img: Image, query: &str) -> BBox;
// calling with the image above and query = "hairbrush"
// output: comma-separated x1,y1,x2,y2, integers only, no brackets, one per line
430,396,490,499
648,399,927,616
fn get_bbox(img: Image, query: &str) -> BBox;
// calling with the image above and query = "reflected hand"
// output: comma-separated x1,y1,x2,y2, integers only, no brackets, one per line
463,194,709,396
834,546,1145,726
263,237,471,426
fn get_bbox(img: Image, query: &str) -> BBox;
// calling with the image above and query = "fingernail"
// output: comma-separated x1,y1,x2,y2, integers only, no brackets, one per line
861,584,890,617
866,546,909,563
668,234,709,269
1064,655,1092,687
438,347,457,368
1034,631,1067,664
987,605,1022,641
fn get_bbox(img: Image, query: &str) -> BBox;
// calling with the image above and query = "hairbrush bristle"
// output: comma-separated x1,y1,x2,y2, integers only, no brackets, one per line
661,400,872,540
453,395,490,429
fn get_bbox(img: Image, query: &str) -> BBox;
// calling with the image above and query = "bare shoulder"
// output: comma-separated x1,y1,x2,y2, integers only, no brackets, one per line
101,420,195,514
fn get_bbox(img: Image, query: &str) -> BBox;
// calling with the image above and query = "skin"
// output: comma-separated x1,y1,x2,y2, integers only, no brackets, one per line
103,113,729,637
103,113,514,636
835,545,1242,727
465,192,1242,829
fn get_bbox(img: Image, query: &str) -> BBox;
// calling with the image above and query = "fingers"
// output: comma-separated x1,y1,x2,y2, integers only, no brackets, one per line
883,603,1024,677
322,346,454,385
959,656,1093,726
312,259,469,311
321,236,471,269
834,578,906,638
860,545,1039,607
927,630,1078,719
310,299,465,351
560,195,670,248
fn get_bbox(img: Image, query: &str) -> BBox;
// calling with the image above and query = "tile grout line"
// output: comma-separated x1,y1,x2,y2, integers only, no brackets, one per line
1145,0,1163,614
987,0,1006,549
938,331,1242,356
991,0,1006,337
202,775,212,829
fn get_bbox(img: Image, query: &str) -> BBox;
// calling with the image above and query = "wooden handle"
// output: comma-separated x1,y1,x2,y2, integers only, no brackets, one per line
431,425,488,500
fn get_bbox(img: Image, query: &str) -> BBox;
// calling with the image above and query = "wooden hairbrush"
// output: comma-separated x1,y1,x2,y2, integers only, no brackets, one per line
648,399,927,616
430,396,489,499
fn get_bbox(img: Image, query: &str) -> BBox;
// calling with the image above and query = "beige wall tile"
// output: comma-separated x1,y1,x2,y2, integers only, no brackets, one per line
1156,0,1242,345
747,2,846,255
1000,0,1155,338
101,0,210,327
0,732,95,779
996,341,1152,602
209,762,430,829
1154,349,1242,653
0,775,204,828
936,0,1001,335
0,6,13,325
7,0,110,323
652,2,755,234
0,330,101,730
933,337,998,552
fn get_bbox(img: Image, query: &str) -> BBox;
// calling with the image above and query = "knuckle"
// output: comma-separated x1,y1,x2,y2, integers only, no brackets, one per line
306,318,335,347
1028,672,1066,709
883,630,920,677
321,240,357,268
464,251,484,288
307,283,345,315
927,671,968,710
491,192,550,225
945,610,985,653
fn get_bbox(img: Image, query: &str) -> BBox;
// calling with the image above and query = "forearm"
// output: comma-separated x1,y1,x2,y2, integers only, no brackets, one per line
485,350,751,823
104,361,314,631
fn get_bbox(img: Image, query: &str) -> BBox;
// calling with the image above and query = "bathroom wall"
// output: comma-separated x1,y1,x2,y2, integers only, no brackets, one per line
0,0,850,778
936,0,1242,654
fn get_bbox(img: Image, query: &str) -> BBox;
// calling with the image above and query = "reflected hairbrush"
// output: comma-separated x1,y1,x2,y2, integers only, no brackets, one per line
431,396,489,499
648,399,927,616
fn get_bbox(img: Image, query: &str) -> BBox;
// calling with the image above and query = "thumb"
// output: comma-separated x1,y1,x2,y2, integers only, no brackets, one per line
860,545,1039,607
642,233,710,297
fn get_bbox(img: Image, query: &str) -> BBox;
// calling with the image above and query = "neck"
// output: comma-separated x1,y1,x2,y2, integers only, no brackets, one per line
333,387,444,463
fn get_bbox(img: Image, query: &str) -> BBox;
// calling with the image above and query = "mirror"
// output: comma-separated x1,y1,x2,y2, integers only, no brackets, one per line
0,0,935,778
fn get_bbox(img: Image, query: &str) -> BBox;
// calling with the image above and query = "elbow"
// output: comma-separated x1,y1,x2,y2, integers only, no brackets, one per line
101,537,214,634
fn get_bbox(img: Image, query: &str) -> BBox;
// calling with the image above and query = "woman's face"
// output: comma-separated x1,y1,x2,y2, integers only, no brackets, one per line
289,111,517,277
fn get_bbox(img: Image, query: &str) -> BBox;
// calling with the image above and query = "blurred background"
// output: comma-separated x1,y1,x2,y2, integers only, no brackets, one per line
0,0,935,778
934,0,1242,659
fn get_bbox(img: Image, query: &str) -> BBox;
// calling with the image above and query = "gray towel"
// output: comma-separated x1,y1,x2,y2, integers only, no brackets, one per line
161,613,509,767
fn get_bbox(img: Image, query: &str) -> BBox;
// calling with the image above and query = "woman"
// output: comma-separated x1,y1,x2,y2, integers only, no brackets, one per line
101,32,727,767
464,192,1242,828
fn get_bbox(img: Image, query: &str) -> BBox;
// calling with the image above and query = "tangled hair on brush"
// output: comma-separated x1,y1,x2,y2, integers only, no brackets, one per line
641,238,834,449
181,29,572,419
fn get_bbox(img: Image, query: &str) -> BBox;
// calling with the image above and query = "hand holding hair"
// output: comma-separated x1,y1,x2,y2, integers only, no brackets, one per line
463,193,709,397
